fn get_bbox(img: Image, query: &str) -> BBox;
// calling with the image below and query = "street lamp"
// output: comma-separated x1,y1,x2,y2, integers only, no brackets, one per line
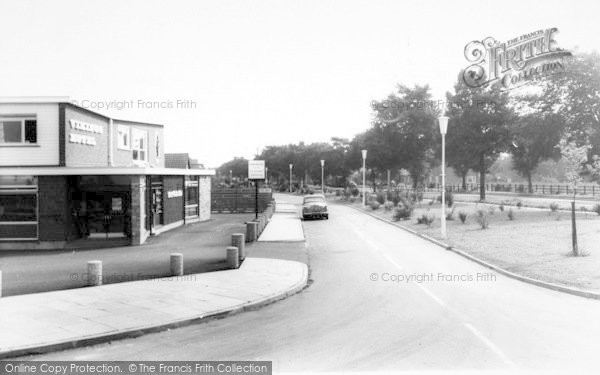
265,166,268,184
289,164,293,193
438,116,449,239
361,150,367,206
320,159,325,192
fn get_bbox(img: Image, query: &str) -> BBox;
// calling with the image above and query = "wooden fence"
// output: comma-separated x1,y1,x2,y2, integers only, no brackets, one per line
211,188,273,213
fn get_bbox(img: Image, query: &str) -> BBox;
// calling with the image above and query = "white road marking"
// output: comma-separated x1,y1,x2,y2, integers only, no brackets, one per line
464,323,517,368
414,283,446,307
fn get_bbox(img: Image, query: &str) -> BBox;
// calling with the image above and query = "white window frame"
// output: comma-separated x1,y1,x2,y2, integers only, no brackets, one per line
0,117,37,145
117,125,130,150
132,128,148,162
0,186,39,240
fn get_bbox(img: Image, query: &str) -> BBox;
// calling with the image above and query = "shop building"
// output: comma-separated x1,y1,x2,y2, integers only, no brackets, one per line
0,97,214,250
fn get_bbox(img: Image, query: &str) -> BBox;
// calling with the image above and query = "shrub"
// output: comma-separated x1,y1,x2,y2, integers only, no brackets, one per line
516,200,523,209
499,203,504,212
428,199,434,206
393,204,414,221
392,195,401,207
335,190,341,197
446,208,455,221
384,201,395,211
446,191,454,207
593,203,600,216
349,196,356,203
488,205,496,215
417,212,435,226
550,203,559,212
370,201,380,210
507,208,515,220
351,187,360,197
475,209,490,229
458,211,467,224
376,192,386,205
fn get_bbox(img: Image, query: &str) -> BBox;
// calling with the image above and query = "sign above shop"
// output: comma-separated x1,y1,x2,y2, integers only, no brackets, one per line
70,119,103,134
248,160,265,180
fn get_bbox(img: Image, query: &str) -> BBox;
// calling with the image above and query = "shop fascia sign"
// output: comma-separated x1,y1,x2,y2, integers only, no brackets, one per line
69,119,103,146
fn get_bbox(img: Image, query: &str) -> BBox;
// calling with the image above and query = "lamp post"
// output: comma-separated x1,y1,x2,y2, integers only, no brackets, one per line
265,167,268,185
361,150,367,206
289,164,293,193
438,116,449,239
320,159,325,192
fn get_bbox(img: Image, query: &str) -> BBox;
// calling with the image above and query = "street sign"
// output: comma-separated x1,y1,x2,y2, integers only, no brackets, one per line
248,160,265,180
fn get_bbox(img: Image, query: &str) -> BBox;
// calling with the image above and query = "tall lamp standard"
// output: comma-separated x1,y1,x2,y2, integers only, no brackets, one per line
438,116,449,239
265,167,269,185
361,150,367,206
289,164,293,193
320,159,325,192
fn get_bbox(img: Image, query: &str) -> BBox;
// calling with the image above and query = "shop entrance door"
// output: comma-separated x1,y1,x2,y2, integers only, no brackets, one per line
151,180,164,228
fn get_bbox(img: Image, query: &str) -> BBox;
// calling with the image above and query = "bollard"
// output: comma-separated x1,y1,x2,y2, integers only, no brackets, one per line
227,246,239,269
232,233,246,261
246,221,258,242
0,270,2,298
170,253,184,276
87,260,103,286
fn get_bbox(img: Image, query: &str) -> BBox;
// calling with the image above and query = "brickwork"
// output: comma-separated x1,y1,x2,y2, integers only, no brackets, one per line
199,176,211,221
38,176,69,241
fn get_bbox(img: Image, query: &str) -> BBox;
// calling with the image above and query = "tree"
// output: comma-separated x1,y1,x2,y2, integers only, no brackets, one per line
217,157,248,182
558,137,591,256
509,112,563,193
371,85,440,188
446,74,514,200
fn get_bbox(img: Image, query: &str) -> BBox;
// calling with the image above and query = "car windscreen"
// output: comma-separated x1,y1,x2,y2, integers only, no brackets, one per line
303,197,325,204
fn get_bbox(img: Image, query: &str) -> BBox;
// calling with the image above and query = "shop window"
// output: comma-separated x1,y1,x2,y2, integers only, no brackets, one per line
117,125,130,150
185,177,199,218
0,177,38,240
132,129,148,162
0,117,37,144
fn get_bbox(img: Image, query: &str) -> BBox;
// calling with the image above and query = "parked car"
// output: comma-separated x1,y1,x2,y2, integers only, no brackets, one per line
302,194,328,220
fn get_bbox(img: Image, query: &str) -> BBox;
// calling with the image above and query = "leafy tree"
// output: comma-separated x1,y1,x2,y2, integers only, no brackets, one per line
217,157,248,181
509,112,563,193
446,74,513,200
371,85,440,188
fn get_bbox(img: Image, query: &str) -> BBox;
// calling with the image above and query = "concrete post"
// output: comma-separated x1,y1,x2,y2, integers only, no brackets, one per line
170,253,184,276
227,246,240,269
87,260,102,286
232,233,246,261
246,221,258,242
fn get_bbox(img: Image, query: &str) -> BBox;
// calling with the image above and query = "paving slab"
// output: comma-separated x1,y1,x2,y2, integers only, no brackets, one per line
0,258,308,358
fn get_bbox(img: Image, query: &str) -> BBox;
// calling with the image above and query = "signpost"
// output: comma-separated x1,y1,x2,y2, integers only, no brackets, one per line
248,160,266,219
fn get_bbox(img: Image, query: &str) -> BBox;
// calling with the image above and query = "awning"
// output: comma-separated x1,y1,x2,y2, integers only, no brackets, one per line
0,166,215,176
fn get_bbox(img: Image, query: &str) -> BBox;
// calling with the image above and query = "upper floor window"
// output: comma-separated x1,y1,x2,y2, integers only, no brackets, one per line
0,117,37,144
117,125,130,150
132,128,148,162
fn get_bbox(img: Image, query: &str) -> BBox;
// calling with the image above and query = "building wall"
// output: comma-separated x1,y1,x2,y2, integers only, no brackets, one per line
199,176,211,221
63,105,111,167
0,103,60,166
163,176,184,225
130,176,149,245
38,176,69,241
112,120,164,168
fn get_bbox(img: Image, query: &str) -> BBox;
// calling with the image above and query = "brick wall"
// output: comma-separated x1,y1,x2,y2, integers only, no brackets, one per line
163,176,184,225
199,176,211,221
38,176,69,241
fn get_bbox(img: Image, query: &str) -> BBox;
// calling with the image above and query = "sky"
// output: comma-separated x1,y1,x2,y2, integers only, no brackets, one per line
1,0,599,168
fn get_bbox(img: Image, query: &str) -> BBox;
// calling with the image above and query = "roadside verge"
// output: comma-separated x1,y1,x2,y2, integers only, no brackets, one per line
344,204,600,300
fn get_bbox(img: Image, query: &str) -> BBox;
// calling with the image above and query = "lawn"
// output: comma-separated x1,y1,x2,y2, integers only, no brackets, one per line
337,196,600,292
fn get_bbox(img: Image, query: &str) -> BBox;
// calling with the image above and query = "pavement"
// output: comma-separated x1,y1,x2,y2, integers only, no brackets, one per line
0,257,308,358
0,214,255,297
258,200,305,242
26,193,600,373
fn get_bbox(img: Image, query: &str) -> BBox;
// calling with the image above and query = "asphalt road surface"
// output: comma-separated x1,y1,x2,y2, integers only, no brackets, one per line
23,194,600,373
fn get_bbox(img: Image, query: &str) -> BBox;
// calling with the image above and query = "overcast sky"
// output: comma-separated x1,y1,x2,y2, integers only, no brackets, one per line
1,0,598,167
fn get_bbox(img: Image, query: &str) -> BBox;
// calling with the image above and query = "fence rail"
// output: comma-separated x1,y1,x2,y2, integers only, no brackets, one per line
211,188,273,213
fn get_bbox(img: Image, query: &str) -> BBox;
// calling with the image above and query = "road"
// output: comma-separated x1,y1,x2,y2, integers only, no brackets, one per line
23,194,600,373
